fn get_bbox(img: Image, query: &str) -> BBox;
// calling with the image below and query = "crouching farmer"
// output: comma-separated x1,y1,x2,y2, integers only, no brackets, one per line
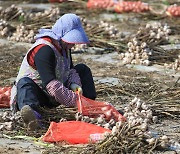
10,13,96,130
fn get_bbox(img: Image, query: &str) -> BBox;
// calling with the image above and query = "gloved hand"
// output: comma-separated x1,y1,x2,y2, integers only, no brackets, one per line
70,83,83,94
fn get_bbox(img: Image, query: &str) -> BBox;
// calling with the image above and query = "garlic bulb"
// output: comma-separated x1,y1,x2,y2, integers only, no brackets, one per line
140,123,148,131
146,138,155,145
112,126,118,135
160,135,168,141
119,22,171,66
97,116,105,124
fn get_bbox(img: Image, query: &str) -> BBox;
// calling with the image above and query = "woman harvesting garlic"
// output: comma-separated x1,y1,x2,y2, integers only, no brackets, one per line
10,13,96,130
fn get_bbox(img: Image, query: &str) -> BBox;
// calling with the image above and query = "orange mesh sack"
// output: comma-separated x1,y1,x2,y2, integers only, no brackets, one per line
48,0,68,3
87,0,115,9
0,87,11,108
76,93,126,122
42,121,111,144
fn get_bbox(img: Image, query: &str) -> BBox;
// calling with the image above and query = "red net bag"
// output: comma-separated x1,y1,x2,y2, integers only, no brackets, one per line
87,0,116,10
42,121,111,144
0,86,11,108
114,1,149,13
166,5,180,17
76,93,126,122
48,0,68,3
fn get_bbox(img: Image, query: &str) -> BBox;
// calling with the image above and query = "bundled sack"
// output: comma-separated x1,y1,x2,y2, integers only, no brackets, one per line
48,0,68,3
0,87,11,108
166,5,180,17
114,1,149,13
87,0,116,9
42,121,111,144
76,93,126,122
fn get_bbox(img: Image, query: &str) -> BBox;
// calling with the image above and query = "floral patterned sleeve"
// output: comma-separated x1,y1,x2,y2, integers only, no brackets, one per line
46,79,77,107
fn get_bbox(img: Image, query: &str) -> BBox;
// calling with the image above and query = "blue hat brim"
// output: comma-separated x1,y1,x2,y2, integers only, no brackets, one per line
61,27,89,44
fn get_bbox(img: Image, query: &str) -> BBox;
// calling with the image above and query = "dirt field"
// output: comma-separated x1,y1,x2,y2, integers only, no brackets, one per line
0,0,180,153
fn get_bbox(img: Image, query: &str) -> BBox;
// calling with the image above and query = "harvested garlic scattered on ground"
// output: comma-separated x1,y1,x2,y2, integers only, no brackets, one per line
4,122,13,131
140,123,148,131
116,121,122,129
128,113,134,119
160,141,167,148
146,110,153,119
135,129,143,136
160,135,168,141
136,118,143,124
131,59,137,64
109,119,115,126
144,118,150,124
123,112,128,118
129,119,137,127
119,53,125,60
141,42,147,49
105,110,112,120
75,112,82,121
97,116,105,124
141,110,146,116
152,116,158,123
103,131,111,137
113,137,118,141
144,131,152,138
127,42,133,48
103,123,110,129
124,107,129,112
112,126,118,135
82,116,91,123
146,138,155,145
90,117,96,123
59,118,67,122
141,102,148,110
136,99,142,108
131,97,138,104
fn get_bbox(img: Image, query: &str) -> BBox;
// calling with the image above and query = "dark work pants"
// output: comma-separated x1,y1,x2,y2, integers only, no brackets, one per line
16,63,96,111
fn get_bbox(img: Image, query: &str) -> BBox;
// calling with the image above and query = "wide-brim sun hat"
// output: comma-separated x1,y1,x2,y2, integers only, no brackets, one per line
35,13,89,44
57,13,90,44
61,26,89,44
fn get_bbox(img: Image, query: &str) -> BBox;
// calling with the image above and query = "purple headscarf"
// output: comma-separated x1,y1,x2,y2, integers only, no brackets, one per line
35,13,89,44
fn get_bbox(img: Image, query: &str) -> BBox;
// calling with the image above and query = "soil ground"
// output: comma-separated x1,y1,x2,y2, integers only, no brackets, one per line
0,0,180,154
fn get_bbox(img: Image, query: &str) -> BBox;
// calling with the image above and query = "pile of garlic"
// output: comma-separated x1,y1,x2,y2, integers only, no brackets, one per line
98,20,124,39
0,111,22,131
0,4,60,22
75,112,116,130
119,39,152,66
81,17,92,29
164,55,180,71
119,22,171,66
0,4,24,21
7,24,36,43
75,97,171,150
72,44,88,52
0,5,61,43
107,97,170,149
123,97,158,127
0,19,15,37
24,7,60,22
81,18,123,39
75,97,157,131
